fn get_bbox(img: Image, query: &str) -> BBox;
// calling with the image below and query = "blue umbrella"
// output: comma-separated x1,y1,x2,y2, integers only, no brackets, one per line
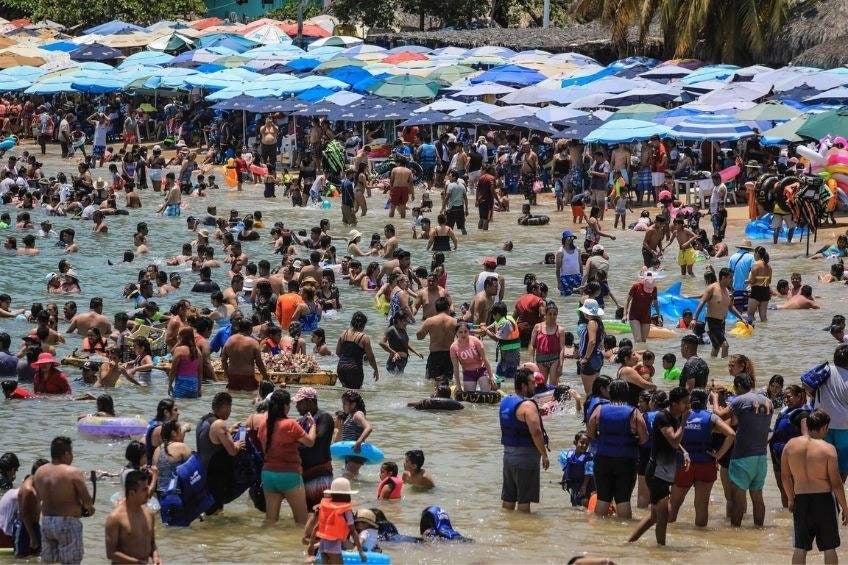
121,51,175,66
72,74,128,93
398,110,451,126
84,20,144,35
297,85,337,102
471,64,546,87
0,77,31,92
352,73,389,93
211,95,260,111
584,119,672,143
446,111,495,125
0,66,45,81
498,115,559,135
562,66,615,87
69,43,124,62
40,41,79,53
195,63,227,74
552,115,605,139
670,114,756,140
601,88,678,107
286,58,321,72
326,66,372,86
679,64,740,85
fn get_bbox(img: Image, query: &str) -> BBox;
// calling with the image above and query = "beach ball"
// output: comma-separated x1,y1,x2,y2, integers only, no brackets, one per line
321,200,331,209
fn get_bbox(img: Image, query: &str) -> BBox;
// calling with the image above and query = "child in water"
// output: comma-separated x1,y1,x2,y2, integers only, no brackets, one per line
661,353,682,381
306,478,366,562
352,509,380,552
402,450,435,490
377,462,403,500
559,431,595,507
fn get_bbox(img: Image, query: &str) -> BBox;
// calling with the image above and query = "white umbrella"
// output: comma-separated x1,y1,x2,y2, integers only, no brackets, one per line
244,25,292,46
752,66,820,88
453,81,516,97
307,36,363,50
500,85,561,105
805,87,848,104
774,70,848,93
466,46,516,58
450,101,499,116
550,52,599,66
639,64,692,79
731,65,772,80
487,105,536,119
534,106,587,123
414,98,467,113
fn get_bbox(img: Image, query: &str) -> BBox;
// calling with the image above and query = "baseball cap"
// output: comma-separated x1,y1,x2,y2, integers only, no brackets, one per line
592,244,604,253
482,257,496,267
292,387,317,402
561,230,575,239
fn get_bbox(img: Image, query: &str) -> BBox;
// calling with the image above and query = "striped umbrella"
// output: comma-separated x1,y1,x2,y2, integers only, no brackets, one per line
670,114,756,140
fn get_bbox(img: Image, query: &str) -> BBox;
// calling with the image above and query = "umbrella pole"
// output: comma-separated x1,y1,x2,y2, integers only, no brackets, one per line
243,110,246,147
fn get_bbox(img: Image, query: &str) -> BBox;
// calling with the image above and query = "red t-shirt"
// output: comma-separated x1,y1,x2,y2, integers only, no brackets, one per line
627,282,657,324
256,415,306,473
10,386,35,399
33,369,71,395
515,294,544,331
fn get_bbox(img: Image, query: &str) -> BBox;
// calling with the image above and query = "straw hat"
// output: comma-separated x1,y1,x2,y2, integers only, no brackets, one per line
736,239,753,250
348,229,363,243
31,352,60,368
578,298,604,318
354,508,378,529
324,477,358,495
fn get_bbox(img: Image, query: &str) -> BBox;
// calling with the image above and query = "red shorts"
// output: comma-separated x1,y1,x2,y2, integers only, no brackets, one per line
123,132,137,144
674,460,717,488
390,186,410,206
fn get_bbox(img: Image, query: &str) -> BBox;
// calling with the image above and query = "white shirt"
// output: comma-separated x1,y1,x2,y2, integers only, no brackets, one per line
477,143,488,163
81,204,98,220
58,183,73,203
0,178,13,195
475,270,498,293
0,488,18,536
818,365,848,429
710,183,727,215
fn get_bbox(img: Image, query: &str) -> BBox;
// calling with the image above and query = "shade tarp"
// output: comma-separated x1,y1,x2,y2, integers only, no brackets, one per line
796,107,848,140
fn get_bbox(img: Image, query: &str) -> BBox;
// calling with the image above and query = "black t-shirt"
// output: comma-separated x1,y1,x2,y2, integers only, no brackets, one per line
680,356,709,389
468,151,483,172
299,409,334,469
648,409,682,481
191,280,221,293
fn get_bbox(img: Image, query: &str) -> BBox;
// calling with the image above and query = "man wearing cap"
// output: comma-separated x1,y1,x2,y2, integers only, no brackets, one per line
728,240,754,313
32,353,70,395
582,244,609,286
294,387,335,511
555,230,582,296
474,257,504,302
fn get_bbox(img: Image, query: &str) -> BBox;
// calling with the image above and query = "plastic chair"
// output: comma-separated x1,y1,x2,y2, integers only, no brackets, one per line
719,165,740,205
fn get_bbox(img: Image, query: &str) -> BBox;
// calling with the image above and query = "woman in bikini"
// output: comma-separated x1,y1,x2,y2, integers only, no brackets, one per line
529,301,567,385
746,246,772,322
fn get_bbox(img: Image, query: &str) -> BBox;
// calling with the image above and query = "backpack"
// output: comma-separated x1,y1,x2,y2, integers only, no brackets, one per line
801,362,832,399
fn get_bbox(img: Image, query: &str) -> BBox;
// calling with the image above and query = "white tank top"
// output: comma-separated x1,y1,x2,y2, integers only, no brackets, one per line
475,271,498,293
560,247,580,276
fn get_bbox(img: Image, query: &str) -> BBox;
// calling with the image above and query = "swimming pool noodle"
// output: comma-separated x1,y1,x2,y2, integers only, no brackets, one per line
317,551,391,564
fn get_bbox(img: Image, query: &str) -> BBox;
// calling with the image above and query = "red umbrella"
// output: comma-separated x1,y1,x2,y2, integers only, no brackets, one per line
658,58,703,70
280,23,330,38
382,51,429,64
191,17,224,30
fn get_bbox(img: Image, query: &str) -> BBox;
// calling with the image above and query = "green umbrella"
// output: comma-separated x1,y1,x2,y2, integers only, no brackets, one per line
735,101,801,122
372,75,439,100
427,64,477,85
214,55,250,68
607,103,665,122
761,114,810,144
797,106,848,140
314,57,366,71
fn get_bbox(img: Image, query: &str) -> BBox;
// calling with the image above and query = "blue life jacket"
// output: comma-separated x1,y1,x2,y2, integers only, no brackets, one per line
595,404,638,459
159,452,216,527
500,395,548,448
419,144,437,167
420,506,469,541
559,449,593,485
641,410,659,449
583,395,609,424
300,305,321,333
770,405,810,459
682,409,713,463
144,419,161,462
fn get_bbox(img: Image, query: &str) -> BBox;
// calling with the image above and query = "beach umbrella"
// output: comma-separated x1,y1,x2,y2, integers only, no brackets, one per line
796,107,848,140
244,25,292,46
84,20,143,35
145,20,187,32
450,101,499,116
24,77,74,93
761,115,811,145
487,105,536,120
99,33,153,49
680,64,740,85
121,51,174,66
372,75,439,100
735,101,801,122
314,57,364,71
39,41,78,53
325,65,372,85
308,36,362,50
551,115,605,139
499,85,560,105
534,107,586,123
321,90,363,106
0,37,14,49
0,76,30,91
214,54,251,68
774,70,848,93
427,65,477,85
0,65,44,80
584,119,672,143
658,58,703,70
71,75,127,93
342,44,386,56
466,46,516,58
670,114,756,140
607,103,666,121
498,115,559,135
414,98,467,113
453,82,516,97
601,88,678,107
560,66,615,87
382,51,429,64
0,51,44,68
69,42,123,62
147,33,195,53
446,111,495,125
550,52,600,66
286,58,321,72
297,85,338,102
386,45,430,54
210,94,259,111
638,64,692,80
805,87,848,105
398,110,451,126
471,64,545,87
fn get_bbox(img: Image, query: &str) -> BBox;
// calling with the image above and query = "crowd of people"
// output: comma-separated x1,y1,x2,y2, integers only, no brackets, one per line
0,99,845,565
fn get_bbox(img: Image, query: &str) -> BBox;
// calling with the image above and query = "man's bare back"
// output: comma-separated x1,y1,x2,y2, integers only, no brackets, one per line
417,313,456,352
105,503,156,564
783,436,837,494
34,463,92,517
221,334,262,377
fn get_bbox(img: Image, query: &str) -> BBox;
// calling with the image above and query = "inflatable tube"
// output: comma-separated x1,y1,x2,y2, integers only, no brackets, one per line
0,136,16,152
454,390,503,404
77,416,147,437
517,215,550,226
317,551,391,564
330,441,385,465
602,320,631,334
648,326,676,339
728,321,754,337
797,144,827,165
374,294,389,315
410,397,464,411
745,213,809,241
656,282,738,323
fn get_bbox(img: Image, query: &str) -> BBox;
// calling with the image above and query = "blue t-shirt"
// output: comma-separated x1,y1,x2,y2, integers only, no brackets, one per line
0,350,17,377
728,250,754,292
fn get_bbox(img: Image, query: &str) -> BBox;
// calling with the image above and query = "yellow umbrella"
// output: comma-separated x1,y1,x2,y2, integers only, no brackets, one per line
0,36,16,49
0,52,44,68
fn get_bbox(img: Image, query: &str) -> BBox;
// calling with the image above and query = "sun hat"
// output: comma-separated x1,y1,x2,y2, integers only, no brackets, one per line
578,298,604,318
175,139,187,148
292,387,317,403
324,477,358,495
152,145,162,152
736,239,753,250
354,508,378,529
31,352,60,368
300,276,318,287
591,244,604,253
658,190,673,201
348,229,363,243
561,229,575,239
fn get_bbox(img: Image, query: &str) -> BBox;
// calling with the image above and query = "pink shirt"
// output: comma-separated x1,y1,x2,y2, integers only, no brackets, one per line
450,336,485,371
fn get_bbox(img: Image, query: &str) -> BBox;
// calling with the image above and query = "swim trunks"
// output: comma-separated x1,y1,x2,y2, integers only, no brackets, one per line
496,349,520,381
40,515,83,564
750,285,771,302
172,375,199,398
646,474,672,505
92,145,105,158
593,455,637,504
825,429,848,474
389,186,410,206
674,460,717,488
793,492,841,551
706,316,726,347
426,350,452,381
728,454,767,491
227,373,259,392
677,247,696,266
559,274,582,296
165,203,181,217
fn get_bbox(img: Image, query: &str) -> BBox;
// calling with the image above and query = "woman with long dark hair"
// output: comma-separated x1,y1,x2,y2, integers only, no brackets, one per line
151,420,191,497
250,390,316,525
335,311,379,389
333,390,372,480
169,327,201,398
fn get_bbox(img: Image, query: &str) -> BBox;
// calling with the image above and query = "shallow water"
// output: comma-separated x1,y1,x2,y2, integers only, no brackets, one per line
0,148,843,563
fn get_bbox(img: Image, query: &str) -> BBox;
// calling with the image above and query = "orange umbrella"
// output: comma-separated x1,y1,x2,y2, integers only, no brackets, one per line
9,18,30,27
0,52,44,68
191,17,224,30
382,51,429,64
0,36,15,49
280,23,330,38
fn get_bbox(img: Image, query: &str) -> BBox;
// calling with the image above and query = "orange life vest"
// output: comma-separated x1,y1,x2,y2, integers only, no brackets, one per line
316,499,352,541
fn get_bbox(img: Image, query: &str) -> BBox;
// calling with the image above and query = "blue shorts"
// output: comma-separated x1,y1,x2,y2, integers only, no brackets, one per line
728,454,767,491
826,429,848,473
172,375,198,398
93,145,105,157
559,274,582,296
261,470,303,493
165,203,181,217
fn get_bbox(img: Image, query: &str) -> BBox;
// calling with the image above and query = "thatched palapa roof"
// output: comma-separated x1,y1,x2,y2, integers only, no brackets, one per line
767,0,848,66
367,22,663,64
792,36,848,68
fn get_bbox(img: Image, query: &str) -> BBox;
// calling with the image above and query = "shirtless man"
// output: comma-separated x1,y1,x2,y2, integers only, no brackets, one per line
220,319,269,392
299,251,323,283
389,158,414,219
413,273,451,320
781,409,848,564
465,276,498,326
694,267,748,358
34,436,94,565
416,297,457,384
164,300,189,350
380,251,418,288
228,242,249,271
520,142,539,205
104,470,160,564
778,285,820,310
67,297,111,336
641,216,666,268
222,275,243,307
17,458,48,557
382,224,399,259
611,143,632,185
670,217,699,276
193,317,216,382
0,294,25,318
155,173,181,217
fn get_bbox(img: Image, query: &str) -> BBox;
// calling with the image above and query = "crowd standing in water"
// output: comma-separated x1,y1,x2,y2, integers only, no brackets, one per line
0,113,847,565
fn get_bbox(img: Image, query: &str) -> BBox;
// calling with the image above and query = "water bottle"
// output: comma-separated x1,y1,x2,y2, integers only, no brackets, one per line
237,423,246,443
